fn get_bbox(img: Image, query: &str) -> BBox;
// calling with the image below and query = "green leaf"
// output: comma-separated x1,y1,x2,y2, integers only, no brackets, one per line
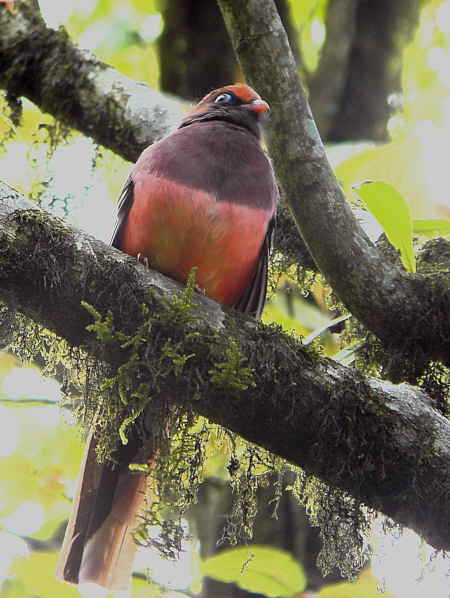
354,181,416,273
200,546,306,597
10,552,80,598
319,570,395,598
412,218,450,238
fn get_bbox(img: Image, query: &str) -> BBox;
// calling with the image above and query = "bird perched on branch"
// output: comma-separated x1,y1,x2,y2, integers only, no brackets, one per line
56,83,278,590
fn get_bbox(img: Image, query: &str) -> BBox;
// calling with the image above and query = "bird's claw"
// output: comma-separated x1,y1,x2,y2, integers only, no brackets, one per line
136,253,150,268
0,0,16,15
195,283,206,295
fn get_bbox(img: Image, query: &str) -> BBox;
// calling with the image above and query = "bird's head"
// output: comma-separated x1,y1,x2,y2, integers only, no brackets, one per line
180,84,270,137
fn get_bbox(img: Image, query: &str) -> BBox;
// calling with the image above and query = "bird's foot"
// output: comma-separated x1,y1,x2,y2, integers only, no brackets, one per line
136,253,150,268
0,0,16,15
194,284,206,295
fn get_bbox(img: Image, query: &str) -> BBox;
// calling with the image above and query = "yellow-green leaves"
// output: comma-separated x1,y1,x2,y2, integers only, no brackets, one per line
319,570,395,598
412,218,450,237
201,546,306,597
355,181,416,273
8,553,80,598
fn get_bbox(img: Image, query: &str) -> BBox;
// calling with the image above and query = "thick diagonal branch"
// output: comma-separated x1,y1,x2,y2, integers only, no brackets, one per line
0,2,183,162
0,184,448,551
217,0,450,367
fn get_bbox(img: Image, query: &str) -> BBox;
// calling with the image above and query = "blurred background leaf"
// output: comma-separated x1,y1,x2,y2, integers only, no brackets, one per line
201,546,306,597
0,0,449,597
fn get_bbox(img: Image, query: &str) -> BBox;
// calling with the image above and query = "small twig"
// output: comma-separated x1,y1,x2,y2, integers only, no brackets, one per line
132,573,198,598
0,396,58,405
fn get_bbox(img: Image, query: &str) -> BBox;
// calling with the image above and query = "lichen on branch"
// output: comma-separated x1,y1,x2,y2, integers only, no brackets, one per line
0,184,448,552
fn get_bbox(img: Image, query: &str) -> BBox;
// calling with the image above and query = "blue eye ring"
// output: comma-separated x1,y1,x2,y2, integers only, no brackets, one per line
214,92,235,105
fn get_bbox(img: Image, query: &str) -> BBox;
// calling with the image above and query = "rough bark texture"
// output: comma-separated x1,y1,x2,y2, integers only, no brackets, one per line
217,0,450,368
0,184,449,551
327,0,423,141
0,2,184,162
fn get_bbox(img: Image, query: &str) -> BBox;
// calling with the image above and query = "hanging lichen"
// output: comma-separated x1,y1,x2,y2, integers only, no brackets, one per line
1,191,447,578
291,471,374,579
349,237,450,416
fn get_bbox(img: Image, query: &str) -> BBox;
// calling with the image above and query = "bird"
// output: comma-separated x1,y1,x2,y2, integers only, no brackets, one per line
56,83,278,590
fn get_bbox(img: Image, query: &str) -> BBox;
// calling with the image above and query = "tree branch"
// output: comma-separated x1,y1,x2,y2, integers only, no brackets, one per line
217,0,450,368
0,183,448,551
0,1,183,162
0,1,316,271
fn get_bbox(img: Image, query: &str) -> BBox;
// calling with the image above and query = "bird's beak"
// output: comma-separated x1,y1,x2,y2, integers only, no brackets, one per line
245,99,270,114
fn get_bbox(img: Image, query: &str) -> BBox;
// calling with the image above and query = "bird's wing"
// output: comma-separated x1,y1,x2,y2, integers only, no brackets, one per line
234,216,275,320
110,176,134,249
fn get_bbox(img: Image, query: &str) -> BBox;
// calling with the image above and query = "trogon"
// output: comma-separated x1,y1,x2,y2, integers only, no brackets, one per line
57,84,278,590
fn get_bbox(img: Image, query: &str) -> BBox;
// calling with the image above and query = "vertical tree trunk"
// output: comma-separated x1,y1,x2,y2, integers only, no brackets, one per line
327,0,423,141
158,0,236,100
158,0,299,100
309,0,359,138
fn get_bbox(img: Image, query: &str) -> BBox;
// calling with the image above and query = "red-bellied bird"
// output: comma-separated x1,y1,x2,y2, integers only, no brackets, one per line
57,83,278,590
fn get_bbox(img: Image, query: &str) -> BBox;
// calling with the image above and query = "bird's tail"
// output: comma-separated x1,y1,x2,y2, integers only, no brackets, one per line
56,427,152,590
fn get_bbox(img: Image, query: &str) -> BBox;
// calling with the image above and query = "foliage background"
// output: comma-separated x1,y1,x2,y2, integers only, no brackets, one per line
0,1,449,597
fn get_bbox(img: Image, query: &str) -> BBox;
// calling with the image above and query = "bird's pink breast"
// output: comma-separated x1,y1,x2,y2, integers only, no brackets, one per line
120,175,270,306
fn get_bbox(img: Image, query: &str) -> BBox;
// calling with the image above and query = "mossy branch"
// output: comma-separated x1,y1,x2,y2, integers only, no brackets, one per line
217,0,450,367
2,2,448,367
0,183,449,551
0,0,184,162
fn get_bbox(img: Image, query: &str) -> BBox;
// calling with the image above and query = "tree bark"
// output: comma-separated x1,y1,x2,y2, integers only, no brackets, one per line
0,183,448,551
0,2,184,162
217,0,450,369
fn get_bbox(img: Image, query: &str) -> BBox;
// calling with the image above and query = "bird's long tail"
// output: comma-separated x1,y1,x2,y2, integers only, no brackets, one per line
56,427,152,590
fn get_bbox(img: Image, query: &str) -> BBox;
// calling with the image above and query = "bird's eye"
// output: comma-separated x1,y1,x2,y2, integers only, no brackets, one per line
214,92,235,105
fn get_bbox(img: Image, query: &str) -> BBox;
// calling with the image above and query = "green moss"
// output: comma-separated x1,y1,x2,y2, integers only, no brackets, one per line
209,337,256,392
82,302,115,343
341,237,449,415
4,229,445,575
79,265,264,456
